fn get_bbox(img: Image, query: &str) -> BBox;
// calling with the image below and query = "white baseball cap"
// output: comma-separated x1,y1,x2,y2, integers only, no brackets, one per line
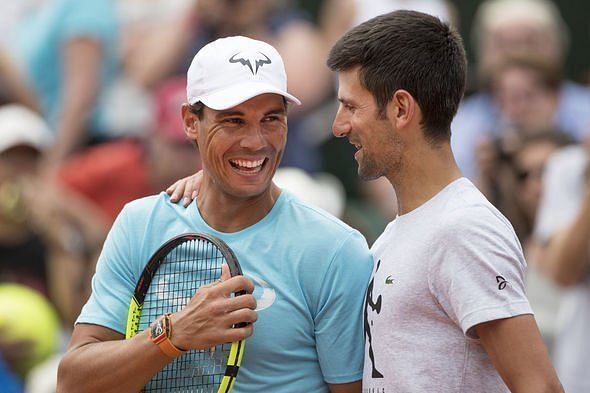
0,105,53,153
186,36,301,110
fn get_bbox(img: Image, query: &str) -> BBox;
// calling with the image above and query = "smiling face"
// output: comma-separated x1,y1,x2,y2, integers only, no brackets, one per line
184,93,287,200
332,67,403,181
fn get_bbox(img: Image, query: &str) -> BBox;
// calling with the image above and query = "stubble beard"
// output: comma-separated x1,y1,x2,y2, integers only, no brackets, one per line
357,133,403,182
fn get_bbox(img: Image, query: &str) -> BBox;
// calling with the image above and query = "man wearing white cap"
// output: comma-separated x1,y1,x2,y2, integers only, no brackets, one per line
58,36,372,392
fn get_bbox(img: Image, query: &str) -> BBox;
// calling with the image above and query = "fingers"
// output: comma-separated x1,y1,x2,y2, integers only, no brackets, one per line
225,293,257,312
166,179,185,203
220,263,231,282
218,275,255,296
182,177,196,207
166,171,203,206
173,288,257,349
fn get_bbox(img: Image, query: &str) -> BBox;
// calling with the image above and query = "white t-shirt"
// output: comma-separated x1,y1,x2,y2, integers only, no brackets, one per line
363,178,533,393
534,145,590,393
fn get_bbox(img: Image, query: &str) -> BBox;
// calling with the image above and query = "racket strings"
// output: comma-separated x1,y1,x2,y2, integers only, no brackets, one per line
139,237,231,392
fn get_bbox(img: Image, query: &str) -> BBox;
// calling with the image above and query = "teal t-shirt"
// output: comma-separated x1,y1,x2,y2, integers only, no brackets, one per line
77,191,373,392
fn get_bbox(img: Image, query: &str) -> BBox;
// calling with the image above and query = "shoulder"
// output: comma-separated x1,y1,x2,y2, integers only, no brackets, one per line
118,192,187,226
280,190,363,239
278,191,372,267
436,180,518,244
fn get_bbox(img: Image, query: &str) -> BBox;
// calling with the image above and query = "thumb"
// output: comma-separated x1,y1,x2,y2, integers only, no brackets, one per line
220,263,231,282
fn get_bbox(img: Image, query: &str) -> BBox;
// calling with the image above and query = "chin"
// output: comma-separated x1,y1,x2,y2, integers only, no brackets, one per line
358,166,380,181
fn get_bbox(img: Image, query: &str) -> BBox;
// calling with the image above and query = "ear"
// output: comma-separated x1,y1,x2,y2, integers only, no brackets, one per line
181,103,200,143
387,89,416,129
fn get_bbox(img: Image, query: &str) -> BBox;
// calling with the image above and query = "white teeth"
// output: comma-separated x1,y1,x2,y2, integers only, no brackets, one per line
230,159,265,169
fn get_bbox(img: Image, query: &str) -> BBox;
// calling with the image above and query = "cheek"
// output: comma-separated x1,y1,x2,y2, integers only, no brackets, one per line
263,126,287,152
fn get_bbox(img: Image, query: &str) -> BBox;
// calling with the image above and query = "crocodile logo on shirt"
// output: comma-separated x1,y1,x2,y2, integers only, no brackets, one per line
385,275,394,285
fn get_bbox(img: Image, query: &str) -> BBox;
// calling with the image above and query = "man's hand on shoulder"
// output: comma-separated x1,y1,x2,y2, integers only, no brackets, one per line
167,171,202,207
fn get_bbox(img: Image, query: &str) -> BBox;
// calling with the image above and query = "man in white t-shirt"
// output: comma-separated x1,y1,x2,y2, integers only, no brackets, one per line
534,145,590,393
327,10,563,393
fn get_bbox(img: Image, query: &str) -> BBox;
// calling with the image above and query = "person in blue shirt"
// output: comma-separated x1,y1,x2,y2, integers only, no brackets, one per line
13,0,118,165
57,36,372,393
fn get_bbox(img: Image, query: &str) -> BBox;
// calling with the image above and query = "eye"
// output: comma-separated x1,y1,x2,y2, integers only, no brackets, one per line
343,103,356,113
223,118,244,125
263,115,282,123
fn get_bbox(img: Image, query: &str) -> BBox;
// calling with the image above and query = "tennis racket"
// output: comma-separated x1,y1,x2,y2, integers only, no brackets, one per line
125,233,246,392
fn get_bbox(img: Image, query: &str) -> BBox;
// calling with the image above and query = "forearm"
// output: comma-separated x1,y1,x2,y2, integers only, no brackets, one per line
478,315,563,393
0,49,40,111
50,38,102,164
58,329,171,392
542,191,590,286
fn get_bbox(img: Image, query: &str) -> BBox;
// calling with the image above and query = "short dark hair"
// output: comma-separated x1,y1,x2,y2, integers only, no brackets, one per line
327,10,467,143
188,102,205,119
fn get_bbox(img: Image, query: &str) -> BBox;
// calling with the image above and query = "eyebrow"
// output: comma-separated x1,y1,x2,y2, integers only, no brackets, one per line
214,107,287,120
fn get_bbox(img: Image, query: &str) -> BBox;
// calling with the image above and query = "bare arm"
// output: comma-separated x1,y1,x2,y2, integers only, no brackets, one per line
47,37,102,166
537,187,590,286
58,274,257,392
329,381,361,393
476,314,563,393
122,12,196,89
0,48,39,111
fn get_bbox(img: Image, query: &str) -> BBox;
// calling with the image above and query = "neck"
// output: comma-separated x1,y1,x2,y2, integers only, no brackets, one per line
387,141,462,216
197,179,281,233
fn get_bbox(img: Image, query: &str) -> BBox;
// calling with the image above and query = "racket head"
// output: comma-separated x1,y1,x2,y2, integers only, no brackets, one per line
125,233,245,392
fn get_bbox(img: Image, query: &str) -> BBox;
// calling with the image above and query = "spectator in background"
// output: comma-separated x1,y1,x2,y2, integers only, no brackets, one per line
474,55,568,222
491,56,561,135
452,0,590,180
0,105,103,389
0,105,54,301
9,0,119,167
534,143,590,393
477,130,571,248
0,105,105,325
56,76,201,226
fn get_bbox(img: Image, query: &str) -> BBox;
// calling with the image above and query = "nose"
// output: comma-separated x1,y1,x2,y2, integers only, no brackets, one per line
332,105,350,138
240,125,267,150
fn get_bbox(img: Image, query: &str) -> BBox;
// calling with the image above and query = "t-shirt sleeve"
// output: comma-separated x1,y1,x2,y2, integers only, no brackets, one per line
428,208,533,339
313,230,373,384
76,204,138,333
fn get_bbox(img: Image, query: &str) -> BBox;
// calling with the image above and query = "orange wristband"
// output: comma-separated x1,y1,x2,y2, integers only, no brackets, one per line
150,313,187,358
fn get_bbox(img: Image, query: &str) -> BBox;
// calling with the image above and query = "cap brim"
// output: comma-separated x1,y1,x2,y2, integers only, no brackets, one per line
193,81,301,110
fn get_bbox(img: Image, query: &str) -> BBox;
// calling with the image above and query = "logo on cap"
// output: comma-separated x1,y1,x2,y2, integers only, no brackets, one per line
229,51,272,75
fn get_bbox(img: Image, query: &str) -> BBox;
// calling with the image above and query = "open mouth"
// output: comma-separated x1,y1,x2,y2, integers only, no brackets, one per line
229,158,267,174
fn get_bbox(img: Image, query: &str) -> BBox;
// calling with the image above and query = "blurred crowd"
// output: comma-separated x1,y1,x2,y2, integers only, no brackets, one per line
0,0,589,392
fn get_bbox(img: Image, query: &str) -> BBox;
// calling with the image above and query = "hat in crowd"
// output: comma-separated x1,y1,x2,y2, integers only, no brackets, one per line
186,36,301,110
0,105,53,153
154,76,190,142
474,0,568,45
273,167,345,218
